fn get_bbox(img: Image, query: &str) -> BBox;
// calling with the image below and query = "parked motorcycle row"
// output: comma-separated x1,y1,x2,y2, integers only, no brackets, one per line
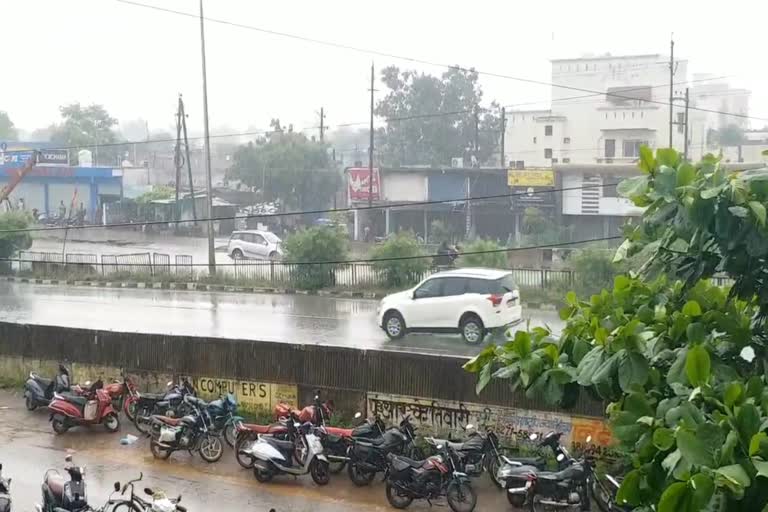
18,368,628,511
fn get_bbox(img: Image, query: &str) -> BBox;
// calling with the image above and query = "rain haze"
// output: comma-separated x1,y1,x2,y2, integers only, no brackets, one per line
2,0,767,138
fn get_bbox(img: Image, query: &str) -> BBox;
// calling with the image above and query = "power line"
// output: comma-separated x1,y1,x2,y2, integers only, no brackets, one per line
0,182,620,234
4,235,621,267
114,0,767,123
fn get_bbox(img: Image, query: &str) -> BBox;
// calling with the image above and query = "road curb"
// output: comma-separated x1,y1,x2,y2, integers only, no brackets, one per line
1,276,560,310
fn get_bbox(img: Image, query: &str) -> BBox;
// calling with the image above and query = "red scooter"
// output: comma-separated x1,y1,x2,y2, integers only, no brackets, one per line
48,380,120,434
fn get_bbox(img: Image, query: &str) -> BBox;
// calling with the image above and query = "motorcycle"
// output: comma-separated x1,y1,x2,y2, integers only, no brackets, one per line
206,393,243,448
149,394,224,463
244,414,331,486
133,379,197,435
37,455,90,512
273,390,334,424
385,443,477,512
506,434,594,510
591,470,631,512
0,464,11,512
234,420,290,469
24,364,71,411
318,412,387,474
108,473,187,512
48,380,120,435
346,415,422,487
103,372,140,422
428,424,508,488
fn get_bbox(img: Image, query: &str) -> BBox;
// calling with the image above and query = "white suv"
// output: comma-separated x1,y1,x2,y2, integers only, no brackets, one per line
377,268,522,344
228,230,283,260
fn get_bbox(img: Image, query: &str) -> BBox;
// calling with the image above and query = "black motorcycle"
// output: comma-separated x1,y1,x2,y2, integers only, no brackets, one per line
24,364,71,411
133,379,196,435
497,431,573,507
428,424,511,488
592,471,632,512
149,395,224,463
385,443,476,512
346,416,421,487
318,412,387,474
38,455,89,512
0,464,11,512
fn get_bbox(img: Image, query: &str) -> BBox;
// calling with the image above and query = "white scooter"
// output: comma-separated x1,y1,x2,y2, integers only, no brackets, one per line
245,415,331,486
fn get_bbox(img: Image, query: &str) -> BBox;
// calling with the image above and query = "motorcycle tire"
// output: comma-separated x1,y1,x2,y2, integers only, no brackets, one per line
446,481,477,512
506,491,526,508
110,501,143,511
223,423,236,448
124,398,137,422
52,415,69,435
347,460,376,487
253,466,274,483
150,440,172,460
385,482,413,509
104,413,121,433
235,437,255,469
199,435,224,463
134,412,152,436
486,456,503,489
25,395,37,411
310,458,331,486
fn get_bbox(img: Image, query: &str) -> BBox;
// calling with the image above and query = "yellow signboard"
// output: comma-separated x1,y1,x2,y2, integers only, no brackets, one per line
507,169,555,187
193,377,297,412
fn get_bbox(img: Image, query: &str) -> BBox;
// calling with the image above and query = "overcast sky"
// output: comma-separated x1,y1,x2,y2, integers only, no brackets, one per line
3,0,766,143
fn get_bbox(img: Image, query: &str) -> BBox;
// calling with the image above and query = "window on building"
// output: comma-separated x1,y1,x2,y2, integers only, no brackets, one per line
562,158,571,163
622,140,648,158
603,175,619,197
606,85,652,106
641,111,644,118
533,136,537,144
544,125,553,136
605,139,616,158
551,158,558,163
563,137,571,144
515,161,525,169
544,148,553,159
631,112,635,119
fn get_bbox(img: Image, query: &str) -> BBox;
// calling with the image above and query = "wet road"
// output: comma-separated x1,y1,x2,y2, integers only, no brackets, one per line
0,282,563,357
0,390,510,511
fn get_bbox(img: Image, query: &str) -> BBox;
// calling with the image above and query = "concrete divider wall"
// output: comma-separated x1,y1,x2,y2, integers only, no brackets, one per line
0,321,609,448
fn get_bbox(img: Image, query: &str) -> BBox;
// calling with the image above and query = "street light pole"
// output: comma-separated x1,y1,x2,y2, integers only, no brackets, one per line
199,0,216,275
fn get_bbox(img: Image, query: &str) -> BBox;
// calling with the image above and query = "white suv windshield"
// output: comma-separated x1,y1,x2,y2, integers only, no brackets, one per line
263,232,280,243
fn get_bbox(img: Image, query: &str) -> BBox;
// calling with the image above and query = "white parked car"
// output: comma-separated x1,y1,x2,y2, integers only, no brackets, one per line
227,230,283,260
377,268,522,344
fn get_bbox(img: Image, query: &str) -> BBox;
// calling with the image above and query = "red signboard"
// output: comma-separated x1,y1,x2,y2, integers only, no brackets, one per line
347,167,381,202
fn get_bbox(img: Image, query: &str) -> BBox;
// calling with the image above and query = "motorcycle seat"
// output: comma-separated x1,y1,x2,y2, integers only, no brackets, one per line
32,375,53,387
354,436,386,447
536,464,583,481
387,453,427,471
59,393,88,407
242,423,286,434
156,400,170,408
45,474,66,499
264,437,295,452
140,393,166,401
324,426,353,438
152,415,182,426
512,456,546,468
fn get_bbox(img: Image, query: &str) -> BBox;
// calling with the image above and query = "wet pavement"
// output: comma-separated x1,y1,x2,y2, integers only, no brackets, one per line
0,390,511,511
0,282,564,357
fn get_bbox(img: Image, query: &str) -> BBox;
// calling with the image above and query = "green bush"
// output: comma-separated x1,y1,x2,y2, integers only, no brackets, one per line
429,219,453,244
459,238,508,268
569,247,623,297
0,212,32,272
282,226,348,289
370,232,429,288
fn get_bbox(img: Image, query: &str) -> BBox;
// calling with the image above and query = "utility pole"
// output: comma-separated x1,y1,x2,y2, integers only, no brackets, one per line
319,107,325,143
199,0,216,275
179,95,197,223
174,101,183,225
368,63,376,209
668,37,675,148
683,88,690,160
500,107,506,168
473,105,479,167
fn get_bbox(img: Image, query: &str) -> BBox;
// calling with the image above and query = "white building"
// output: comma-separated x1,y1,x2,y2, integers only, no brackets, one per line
505,53,751,168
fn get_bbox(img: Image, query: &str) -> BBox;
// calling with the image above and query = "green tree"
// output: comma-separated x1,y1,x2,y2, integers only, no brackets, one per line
465,148,768,512
0,111,18,141
370,232,430,288
0,212,32,264
517,207,565,246
714,124,746,147
283,226,348,290
135,185,174,204
459,239,508,268
375,66,502,167
50,103,119,165
228,121,339,211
